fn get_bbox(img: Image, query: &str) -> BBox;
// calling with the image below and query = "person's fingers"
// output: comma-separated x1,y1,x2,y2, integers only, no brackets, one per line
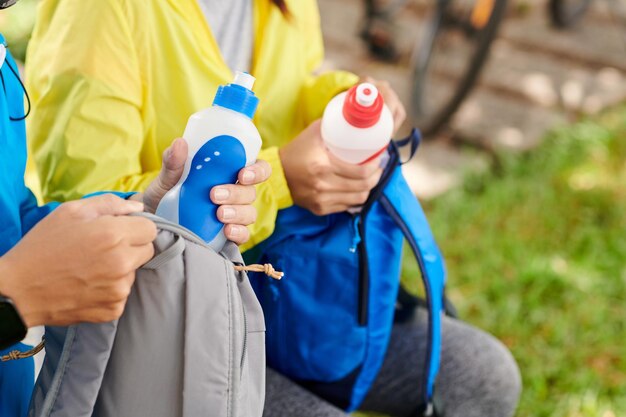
127,243,156,269
114,217,158,246
211,184,256,205
309,202,350,216
328,152,382,180
224,224,250,245
389,98,406,132
216,205,257,226
158,138,187,190
73,194,144,219
316,171,382,193
87,272,135,296
307,191,372,216
328,191,371,207
75,305,127,324
361,76,406,133
239,160,272,185
379,89,405,132
305,119,323,135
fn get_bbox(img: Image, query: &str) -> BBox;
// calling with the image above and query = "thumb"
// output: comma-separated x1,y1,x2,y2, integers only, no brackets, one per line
158,138,187,190
77,194,144,219
141,138,188,214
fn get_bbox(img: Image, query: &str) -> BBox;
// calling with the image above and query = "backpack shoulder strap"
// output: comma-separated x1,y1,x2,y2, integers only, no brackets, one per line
379,146,446,414
395,128,422,164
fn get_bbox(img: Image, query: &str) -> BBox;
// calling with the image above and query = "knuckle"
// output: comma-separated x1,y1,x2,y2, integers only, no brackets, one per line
311,202,325,216
101,193,118,203
111,254,133,276
310,163,328,177
98,193,119,209
312,179,325,192
309,164,320,176
120,257,136,275
100,227,120,246
60,201,81,216
113,282,132,301
140,218,158,240
109,303,126,320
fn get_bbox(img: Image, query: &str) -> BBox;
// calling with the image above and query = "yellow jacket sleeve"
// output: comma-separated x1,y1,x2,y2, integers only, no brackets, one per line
241,146,292,252
26,0,156,203
299,71,360,127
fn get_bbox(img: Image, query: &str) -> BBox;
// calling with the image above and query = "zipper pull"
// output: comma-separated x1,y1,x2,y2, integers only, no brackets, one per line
350,215,362,253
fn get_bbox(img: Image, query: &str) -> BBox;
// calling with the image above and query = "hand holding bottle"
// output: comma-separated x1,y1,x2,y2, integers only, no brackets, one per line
0,195,156,327
280,121,382,216
137,138,271,245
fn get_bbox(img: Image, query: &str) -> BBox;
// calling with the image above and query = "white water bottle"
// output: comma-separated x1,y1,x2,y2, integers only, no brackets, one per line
321,82,394,165
156,72,262,251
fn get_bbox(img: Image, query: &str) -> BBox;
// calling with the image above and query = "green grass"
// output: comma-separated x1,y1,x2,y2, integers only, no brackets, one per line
400,107,626,417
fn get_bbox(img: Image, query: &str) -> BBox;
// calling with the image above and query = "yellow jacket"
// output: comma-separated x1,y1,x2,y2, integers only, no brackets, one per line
26,0,358,250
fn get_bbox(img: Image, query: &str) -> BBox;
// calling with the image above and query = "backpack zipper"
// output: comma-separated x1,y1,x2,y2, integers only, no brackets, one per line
350,216,362,253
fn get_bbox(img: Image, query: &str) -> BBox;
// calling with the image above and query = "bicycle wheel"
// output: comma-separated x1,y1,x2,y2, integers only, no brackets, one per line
548,0,592,28
411,0,508,136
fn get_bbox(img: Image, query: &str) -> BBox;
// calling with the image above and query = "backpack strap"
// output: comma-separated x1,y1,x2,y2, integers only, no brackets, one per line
379,150,446,413
395,128,422,165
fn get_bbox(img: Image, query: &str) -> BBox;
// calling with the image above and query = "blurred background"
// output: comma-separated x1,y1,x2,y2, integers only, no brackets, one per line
1,0,624,416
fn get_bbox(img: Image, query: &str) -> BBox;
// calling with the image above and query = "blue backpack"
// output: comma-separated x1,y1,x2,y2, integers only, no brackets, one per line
248,130,447,414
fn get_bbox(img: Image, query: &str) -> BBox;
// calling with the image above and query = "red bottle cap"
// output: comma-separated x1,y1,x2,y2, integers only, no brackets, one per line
342,83,384,128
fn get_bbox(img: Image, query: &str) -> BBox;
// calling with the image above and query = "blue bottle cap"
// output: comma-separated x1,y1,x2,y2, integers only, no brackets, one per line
213,72,259,119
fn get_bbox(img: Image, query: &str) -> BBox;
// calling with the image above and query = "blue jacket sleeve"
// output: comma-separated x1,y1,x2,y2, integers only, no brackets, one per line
19,186,59,236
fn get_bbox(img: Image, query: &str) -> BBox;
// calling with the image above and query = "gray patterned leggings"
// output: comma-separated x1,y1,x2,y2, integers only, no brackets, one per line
263,308,521,417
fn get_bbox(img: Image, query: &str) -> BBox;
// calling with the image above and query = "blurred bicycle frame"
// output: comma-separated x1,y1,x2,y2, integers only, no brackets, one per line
362,0,508,136
360,0,624,136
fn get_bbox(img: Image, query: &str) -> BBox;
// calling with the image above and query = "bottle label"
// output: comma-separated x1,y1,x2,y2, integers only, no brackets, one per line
179,135,247,243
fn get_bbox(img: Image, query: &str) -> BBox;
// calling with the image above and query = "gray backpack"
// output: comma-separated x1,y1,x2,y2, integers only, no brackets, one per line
28,213,266,417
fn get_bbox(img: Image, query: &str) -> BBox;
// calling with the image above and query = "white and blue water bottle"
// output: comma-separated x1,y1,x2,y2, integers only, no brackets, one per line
156,72,262,251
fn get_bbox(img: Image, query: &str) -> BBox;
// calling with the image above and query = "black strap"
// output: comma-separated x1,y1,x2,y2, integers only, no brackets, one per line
0,42,32,122
395,128,422,165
